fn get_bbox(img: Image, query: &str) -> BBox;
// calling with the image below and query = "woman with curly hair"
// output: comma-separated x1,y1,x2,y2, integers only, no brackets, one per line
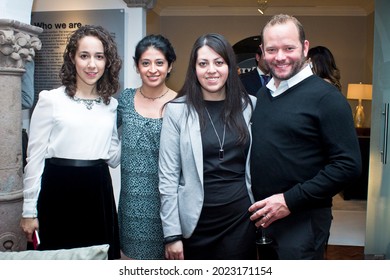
20,25,122,259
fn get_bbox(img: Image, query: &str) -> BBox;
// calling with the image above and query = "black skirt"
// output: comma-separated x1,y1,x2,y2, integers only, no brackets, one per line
183,193,257,260
37,159,120,259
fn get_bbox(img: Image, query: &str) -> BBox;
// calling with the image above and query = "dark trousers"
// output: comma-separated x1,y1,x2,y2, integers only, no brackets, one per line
262,207,332,260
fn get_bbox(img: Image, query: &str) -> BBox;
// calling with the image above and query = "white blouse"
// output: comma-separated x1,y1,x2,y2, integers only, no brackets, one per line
22,86,121,217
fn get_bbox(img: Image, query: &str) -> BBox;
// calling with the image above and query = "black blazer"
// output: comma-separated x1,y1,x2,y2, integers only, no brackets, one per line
239,69,265,96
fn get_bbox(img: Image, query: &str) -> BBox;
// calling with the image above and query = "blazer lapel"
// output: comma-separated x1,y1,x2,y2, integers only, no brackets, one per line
188,110,204,185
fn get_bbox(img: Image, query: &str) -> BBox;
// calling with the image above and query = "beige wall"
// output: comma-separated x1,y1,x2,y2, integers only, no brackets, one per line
148,13,374,127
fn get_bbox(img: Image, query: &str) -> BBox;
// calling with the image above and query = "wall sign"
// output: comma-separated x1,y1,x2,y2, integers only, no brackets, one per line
31,9,125,100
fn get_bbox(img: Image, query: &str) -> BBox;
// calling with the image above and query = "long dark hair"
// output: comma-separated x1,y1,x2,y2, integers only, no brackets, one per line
308,46,342,91
60,25,122,104
178,33,252,145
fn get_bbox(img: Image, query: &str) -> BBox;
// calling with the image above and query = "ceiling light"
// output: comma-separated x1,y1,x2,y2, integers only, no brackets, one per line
257,0,268,15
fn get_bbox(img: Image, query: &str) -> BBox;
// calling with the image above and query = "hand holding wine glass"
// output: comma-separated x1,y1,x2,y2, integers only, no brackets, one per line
248,193,291,228
249,194,290,260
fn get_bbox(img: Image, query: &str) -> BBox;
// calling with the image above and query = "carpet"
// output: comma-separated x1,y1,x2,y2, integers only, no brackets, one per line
325,245,364,260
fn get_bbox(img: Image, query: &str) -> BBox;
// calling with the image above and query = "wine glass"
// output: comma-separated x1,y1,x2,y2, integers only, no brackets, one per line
256,223,272,245
255,215,278,259
253,211,273,245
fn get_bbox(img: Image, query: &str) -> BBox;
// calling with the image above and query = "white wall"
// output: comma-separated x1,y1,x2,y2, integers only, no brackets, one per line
0,0,34,23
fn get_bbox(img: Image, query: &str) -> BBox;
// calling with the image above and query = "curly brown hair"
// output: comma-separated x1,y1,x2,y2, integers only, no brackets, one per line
59,25,122,104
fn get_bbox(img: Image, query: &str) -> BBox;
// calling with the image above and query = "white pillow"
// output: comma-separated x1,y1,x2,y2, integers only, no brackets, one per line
0,244,109,260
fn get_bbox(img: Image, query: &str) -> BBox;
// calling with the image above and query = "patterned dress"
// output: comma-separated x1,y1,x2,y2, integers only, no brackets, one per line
117,88,165,259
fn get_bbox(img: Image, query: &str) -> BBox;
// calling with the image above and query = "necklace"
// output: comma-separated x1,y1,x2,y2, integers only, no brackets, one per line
73,96,103,110
139,87,169,101
205,107,226,161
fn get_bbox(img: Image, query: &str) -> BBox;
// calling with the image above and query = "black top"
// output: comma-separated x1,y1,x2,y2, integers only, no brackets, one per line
202,100,249,204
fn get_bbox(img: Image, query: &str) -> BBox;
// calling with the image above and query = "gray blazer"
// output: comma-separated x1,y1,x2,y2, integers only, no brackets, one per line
158,95,257,239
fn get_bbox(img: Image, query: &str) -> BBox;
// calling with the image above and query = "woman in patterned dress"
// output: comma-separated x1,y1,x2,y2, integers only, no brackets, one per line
117,34,177,259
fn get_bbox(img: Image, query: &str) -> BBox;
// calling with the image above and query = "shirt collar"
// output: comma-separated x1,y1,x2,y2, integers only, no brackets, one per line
267,63,313,97
256,67,266,76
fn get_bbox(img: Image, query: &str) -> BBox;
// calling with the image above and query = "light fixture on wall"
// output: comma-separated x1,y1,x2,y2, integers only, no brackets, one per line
257,0,268,15
347,83,373,128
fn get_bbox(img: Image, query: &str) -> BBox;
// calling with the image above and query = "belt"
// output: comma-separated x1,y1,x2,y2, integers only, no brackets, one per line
48,158,105,167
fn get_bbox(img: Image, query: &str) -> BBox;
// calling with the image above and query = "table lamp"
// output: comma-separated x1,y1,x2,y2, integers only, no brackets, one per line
347,83,373,128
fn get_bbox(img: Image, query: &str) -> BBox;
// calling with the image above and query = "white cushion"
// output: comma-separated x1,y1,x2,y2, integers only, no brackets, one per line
0,244,109,260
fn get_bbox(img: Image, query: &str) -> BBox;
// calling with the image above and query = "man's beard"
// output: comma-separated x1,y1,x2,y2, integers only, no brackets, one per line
267,54,307,82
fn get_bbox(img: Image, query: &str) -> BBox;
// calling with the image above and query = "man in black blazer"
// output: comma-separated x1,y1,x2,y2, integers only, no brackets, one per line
239,46,270,96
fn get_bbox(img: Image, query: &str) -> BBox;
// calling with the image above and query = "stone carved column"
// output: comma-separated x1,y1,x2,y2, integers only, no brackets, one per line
122,0,156,9
0,19,42,252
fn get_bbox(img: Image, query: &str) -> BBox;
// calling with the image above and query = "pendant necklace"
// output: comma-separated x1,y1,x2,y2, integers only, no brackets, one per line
205,107,226,161
139,87,169,101
72,96,102,110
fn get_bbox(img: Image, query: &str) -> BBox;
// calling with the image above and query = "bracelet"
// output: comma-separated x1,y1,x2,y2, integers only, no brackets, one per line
163,235,182,245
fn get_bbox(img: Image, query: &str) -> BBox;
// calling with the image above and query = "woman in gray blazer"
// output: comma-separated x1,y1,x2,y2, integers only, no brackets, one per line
158,33,257,260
